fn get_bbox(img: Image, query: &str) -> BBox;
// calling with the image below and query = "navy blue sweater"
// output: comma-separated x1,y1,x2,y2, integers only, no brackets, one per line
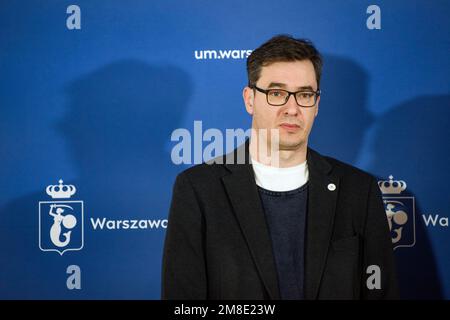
257,182,308,300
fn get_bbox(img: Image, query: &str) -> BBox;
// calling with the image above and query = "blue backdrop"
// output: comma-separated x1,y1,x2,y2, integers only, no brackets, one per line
1,0,449,299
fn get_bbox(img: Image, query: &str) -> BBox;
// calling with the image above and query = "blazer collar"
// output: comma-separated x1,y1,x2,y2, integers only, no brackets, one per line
222,139,339,300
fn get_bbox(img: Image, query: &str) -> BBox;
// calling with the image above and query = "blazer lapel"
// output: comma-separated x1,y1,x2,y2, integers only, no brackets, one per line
304,147,340,299
221,141,280,300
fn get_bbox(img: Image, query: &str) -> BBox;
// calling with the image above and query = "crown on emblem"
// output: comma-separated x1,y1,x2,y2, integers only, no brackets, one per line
46,179,76,199
378,175,407,194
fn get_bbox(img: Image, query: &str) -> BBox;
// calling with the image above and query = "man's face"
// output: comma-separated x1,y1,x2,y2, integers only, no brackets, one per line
243,60,320,151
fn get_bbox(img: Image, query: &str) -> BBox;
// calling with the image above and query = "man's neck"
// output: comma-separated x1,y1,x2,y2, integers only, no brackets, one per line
249,138,307,168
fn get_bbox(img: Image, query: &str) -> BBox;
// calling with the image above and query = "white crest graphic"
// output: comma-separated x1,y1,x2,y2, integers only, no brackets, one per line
39,179,84,255
378,175,416,250
46,179,76,199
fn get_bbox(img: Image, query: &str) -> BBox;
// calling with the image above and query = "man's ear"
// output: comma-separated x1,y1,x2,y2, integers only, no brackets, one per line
243,86,254,115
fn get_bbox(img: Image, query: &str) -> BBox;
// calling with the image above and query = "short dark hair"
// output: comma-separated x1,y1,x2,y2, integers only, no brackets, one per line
246,35,323,89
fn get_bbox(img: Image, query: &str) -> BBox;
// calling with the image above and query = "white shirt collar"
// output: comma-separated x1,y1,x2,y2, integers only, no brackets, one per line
251,157,309,192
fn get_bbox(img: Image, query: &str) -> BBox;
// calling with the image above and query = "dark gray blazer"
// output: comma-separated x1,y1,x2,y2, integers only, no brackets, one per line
162,141,399,299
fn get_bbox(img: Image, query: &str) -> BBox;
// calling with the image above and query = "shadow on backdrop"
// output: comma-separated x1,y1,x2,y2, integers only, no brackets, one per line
0,60,192,299
369,95,450,299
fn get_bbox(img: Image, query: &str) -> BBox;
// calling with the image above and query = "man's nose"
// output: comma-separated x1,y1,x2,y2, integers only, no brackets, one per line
283,94,299,115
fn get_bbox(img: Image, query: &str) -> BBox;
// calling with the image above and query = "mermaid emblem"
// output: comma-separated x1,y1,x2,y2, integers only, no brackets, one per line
49,204,77,247
39,179,84,255
378,175,416,250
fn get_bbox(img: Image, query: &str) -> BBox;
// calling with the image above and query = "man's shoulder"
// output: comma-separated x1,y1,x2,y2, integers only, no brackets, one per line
175,146,246,183
313,149,376,183
314,151,380,198
175,161,229,184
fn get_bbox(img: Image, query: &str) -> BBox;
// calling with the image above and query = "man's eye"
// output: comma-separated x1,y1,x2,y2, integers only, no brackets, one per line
269,90,284,97
299,92,314,99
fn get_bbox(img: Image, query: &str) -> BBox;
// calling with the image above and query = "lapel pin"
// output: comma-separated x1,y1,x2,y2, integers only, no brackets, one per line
327,183,336,191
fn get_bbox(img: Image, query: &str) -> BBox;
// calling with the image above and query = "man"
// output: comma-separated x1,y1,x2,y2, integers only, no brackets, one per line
162,35,398,299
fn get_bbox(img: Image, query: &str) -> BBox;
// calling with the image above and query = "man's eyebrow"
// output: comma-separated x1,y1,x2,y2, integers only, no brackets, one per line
297,85,315,91
267,82,287,88
266,83,316,91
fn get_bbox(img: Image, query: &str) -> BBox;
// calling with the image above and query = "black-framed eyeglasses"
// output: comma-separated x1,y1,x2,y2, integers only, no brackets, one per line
252,85,321,108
